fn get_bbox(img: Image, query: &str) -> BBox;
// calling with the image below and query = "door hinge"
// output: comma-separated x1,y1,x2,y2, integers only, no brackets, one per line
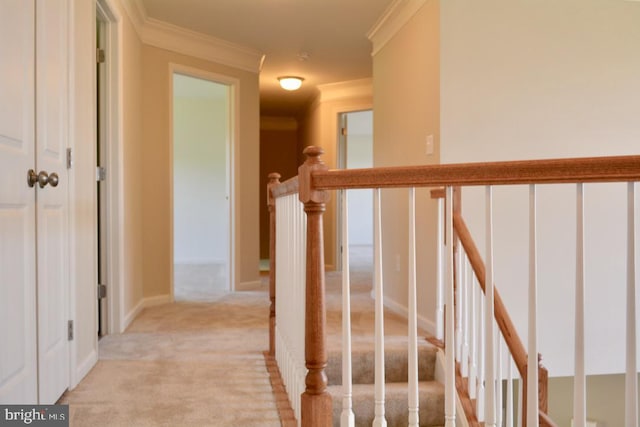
98,284,107,299
68,320,74,341
96,166,106,181
66,148,73,169
97,48,106,64
341,127,347,136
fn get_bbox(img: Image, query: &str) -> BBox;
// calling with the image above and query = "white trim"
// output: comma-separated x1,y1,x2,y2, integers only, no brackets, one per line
236,280,262,291
143,294,173,307
382,295,437,337
70,350,98,391
118,0,262,73
121,298,144,332
121,294,173,331
96,0,126,336
367,0,427,56
317,78,373,103
168,63,238,297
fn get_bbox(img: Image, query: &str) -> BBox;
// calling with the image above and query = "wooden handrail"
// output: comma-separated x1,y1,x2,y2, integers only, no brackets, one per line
271,175,299,198
312,154,640,190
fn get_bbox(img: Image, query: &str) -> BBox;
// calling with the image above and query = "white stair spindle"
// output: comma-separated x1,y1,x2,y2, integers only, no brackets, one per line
462,251,470,378
528,184,540,427
437,195,445,341
469,271,478,400
477,283,485,422
445,186,456,427
506,357,514,427
485,185,496,427
626,182,638,426
456,236,463,362
574,184,586,426
341,190,355,427
373,188,387,427
496,336,503,427
408,188,419,427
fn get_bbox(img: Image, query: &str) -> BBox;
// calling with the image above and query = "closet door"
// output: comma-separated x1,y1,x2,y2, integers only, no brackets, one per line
0,0,38,404
35,0,70,404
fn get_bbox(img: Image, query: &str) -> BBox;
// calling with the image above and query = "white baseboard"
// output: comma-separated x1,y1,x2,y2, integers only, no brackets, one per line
121,294,172,332
379,295,437,337
143,294,173,307
70,349,98,390
236,280,261,291
122,298,145,332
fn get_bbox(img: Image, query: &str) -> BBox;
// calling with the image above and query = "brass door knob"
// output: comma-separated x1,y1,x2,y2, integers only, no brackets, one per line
27,170,59,188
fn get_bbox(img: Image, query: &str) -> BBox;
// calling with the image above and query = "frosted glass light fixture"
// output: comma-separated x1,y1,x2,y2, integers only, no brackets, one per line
278,76,304,91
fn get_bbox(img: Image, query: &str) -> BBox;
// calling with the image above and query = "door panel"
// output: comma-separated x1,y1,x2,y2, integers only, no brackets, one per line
35,0,69,404
0,0,38,404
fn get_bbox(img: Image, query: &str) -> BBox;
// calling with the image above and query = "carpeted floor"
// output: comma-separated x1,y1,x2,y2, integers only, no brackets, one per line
59,245,423,426
59,290,280,426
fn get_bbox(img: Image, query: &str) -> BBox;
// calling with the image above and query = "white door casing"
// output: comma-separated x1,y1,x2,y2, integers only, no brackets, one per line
0,0,38,404
0,0,70,404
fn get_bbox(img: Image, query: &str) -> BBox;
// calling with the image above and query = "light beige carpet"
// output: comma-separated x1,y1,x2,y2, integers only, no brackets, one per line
59,290,281,427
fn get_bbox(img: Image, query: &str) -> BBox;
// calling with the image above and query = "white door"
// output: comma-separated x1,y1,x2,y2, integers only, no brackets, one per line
0,0,69,404
0,0,39,404
35,0,70,404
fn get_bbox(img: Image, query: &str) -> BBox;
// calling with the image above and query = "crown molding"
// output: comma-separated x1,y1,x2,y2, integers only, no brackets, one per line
317,78,373,103
119,0,263,73
367,0,427,56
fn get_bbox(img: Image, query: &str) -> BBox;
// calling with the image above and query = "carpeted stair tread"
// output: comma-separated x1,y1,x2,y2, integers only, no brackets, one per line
326,343,437,386
327,381,445,426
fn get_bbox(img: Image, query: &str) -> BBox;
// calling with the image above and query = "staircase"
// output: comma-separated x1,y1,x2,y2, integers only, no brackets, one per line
325,341,445,426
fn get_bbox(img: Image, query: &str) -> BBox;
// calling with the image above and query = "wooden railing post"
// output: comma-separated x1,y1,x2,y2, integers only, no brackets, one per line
538,354,548,413
298,146,332,427
267,172,281,357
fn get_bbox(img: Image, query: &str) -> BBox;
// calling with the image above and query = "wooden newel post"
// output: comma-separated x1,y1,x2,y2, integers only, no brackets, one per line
298,146,332,427
267,172,281,357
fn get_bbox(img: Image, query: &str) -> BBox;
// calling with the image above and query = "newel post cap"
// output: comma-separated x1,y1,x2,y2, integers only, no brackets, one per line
299,146,329,204
267,172,281,207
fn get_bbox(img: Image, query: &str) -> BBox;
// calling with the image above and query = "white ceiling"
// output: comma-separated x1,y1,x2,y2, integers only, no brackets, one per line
140,0,394,117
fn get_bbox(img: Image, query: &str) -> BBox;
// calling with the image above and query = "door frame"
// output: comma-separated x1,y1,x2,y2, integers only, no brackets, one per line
168,63,238,298
95,0,124,335
333,105,373,272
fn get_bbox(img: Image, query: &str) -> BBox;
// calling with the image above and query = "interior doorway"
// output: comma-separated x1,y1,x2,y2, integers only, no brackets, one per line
172,72,232,300
338,110,374,268
96,9,107,338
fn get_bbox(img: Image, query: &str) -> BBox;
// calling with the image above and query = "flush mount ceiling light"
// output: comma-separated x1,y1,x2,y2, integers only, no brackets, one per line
278,76,304,91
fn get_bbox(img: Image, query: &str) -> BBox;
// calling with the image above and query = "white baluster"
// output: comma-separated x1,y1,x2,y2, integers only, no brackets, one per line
485,185,496,427
456,236,463,362
437,195,445,341
506,357,514,427
574,184,586,426
469,270,478,400
461,250,470,378
528,184,539,427
626,182,638,426
373,188,387,427
341,190,355,427
496,336,503,427
408,188,419,427
477,283,485,422
445,186,456,427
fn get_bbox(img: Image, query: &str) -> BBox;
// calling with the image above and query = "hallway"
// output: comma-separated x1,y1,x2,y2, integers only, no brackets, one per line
59,286,280,426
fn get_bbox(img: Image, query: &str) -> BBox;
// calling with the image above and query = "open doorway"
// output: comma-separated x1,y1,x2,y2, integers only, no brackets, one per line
338,110,374,268
172,72,232,300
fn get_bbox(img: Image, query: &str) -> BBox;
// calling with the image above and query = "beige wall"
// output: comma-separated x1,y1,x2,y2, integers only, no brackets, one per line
371,1,440,328
120,2,145,324
440,0,640,376
298,91,373,269
141,45,260,296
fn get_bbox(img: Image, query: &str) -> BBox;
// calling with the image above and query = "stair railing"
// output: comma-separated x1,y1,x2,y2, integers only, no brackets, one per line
268,146,640,427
